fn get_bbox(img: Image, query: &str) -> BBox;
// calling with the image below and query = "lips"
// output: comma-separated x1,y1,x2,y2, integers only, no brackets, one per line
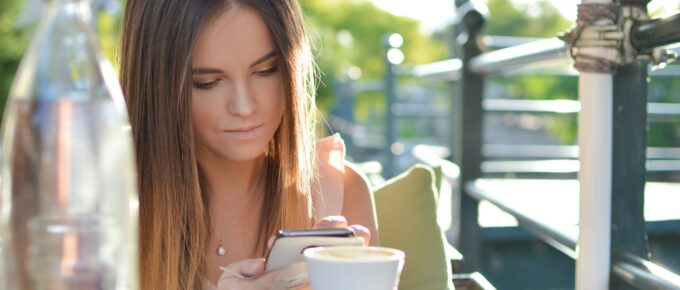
223,124,264,139
225,124,263,133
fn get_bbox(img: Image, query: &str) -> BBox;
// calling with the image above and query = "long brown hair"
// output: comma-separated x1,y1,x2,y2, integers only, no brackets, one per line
119,0,317,289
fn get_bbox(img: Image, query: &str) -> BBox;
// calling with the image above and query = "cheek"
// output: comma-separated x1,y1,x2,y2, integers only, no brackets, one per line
254,76,285,118
190,93,206,130
190,90,223,132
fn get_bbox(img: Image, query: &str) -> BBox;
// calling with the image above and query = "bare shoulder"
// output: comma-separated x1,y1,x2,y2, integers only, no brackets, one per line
342,161,379,245
343,161,372,198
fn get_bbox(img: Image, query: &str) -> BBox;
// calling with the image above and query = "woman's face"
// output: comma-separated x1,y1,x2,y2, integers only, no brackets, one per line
191,6,284,163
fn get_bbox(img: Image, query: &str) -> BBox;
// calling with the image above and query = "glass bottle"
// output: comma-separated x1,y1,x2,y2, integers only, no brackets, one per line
0,0,139,289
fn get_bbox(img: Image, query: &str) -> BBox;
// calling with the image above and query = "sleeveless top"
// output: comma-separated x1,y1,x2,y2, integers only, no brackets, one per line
204,134,346,290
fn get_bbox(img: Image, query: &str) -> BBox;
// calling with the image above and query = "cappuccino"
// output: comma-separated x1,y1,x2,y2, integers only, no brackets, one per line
309,247,397,261
303,246,405,290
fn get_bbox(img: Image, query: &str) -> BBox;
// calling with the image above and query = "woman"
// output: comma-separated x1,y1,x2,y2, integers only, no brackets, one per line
119,0,378,289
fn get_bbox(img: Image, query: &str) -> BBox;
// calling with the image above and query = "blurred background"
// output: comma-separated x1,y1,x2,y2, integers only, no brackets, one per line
2,1,680,289
1,0,679,169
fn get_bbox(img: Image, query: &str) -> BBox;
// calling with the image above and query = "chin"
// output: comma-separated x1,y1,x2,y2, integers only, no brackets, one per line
220,143,269,163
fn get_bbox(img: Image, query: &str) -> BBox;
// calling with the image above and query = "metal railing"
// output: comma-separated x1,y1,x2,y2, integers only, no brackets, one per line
384,1,680,289
328,4,680,287
613,254,680,290
413,145,680,290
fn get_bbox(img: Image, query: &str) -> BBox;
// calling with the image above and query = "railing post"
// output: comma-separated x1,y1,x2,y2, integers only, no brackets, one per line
448,0,468,167
565,0,617,288
611,1,651,289
561,1,660,289
454,1,487,272
610,53,650,290
383,34,404,178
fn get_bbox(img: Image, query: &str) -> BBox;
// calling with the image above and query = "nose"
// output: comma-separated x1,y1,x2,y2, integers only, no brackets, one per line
227,80,256,117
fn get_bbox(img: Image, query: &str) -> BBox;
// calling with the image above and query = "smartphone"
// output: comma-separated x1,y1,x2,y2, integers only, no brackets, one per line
264,228,364,271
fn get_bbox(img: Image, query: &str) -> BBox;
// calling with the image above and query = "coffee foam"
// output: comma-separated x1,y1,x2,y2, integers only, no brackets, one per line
307,247,400,261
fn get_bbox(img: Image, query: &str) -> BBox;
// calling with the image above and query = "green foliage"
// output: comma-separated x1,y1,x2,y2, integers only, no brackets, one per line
0,0,29,114
648,76,680,147
0,1,121,120
483,0,680,147
485,0,572,37
499,74,579,143
96,8,123,70
483,0,577,143
299,0,448,115
649,121,680,147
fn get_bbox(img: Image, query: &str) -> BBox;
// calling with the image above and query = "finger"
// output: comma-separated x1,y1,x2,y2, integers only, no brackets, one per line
251,268,287,289
277,261,309,288
218,267,286,290
348,224,371,247
220,258,266,280
313,215,348,229
267,235,276,250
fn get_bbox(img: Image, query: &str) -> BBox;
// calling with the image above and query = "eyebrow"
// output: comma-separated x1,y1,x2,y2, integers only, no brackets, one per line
191,51,278,75
192,67,223,75
251,51,278,68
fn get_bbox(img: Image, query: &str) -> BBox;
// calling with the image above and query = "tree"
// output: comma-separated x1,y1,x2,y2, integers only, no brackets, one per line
0,0,29,114
485,0,571,37
481,0,579,143
483,0,679,147
0,0,122,120
299,0,448,119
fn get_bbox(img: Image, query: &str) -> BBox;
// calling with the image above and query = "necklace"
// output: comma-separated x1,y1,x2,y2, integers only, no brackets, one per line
214,184,259,256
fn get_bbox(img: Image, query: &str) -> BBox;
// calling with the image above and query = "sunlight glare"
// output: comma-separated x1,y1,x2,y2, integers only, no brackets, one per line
369,0,680,32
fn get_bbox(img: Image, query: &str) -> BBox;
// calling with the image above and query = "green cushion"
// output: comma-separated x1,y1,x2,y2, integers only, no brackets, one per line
374,164,453,290
431,165,443,201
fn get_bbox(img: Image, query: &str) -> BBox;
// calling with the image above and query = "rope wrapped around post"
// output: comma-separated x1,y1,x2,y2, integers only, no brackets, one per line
560,2,678,72
559,3,622,73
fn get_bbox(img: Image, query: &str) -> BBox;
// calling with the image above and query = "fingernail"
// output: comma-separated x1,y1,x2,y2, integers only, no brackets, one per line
330,215,346,222
350,224,368,232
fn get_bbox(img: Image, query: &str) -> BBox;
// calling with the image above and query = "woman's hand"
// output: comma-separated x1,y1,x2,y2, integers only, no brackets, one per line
216,258,285,290
217,259,313,290
313,215,371,247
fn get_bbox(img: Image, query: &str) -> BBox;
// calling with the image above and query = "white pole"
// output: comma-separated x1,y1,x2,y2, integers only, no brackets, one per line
576,72,612,290
575,0,615,288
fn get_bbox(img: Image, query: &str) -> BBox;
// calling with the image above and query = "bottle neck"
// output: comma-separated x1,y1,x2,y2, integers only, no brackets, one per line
44,0,91,9
43,0,93,24
44,0,89,4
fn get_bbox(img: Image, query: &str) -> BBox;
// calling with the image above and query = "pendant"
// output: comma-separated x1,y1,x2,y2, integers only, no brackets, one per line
217,239,226,256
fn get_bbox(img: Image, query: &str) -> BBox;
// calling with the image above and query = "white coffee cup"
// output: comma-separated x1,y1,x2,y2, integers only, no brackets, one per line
303,246,405,290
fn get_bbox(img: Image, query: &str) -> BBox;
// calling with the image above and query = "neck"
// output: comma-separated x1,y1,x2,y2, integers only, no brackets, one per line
197,151,264,206
199,152,266,263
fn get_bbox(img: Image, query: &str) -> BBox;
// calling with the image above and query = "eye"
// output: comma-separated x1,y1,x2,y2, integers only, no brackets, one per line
193,79,221,90
254,65,280,76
